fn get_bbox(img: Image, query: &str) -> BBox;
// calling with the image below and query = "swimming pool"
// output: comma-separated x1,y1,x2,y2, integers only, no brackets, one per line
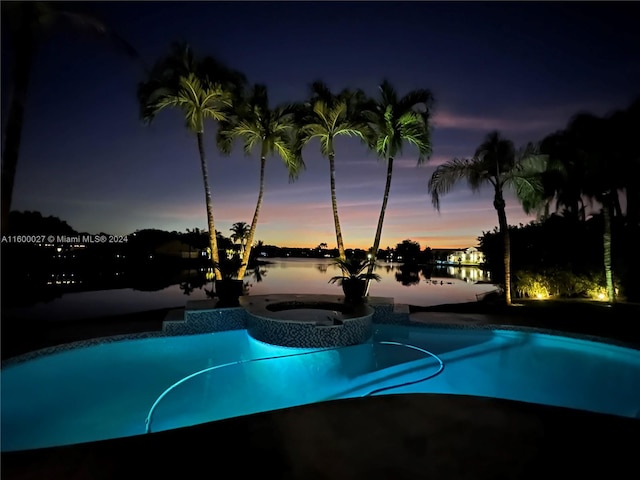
2,324,640,452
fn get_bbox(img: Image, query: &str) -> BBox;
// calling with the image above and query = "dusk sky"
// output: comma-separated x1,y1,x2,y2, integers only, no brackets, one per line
3,1,639,250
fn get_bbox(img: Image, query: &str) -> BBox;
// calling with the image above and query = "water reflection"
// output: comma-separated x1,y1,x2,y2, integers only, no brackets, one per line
394,264,421,286
2,258,495,320
316,263,329,274
247,259,494,306
250,265,268,283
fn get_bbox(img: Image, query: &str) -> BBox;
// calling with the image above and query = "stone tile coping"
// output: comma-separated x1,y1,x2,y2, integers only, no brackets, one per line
239,294,382,322
1,331,167,368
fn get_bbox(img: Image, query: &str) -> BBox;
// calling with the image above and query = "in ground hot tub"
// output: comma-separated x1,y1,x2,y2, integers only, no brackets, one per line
239,294,374,348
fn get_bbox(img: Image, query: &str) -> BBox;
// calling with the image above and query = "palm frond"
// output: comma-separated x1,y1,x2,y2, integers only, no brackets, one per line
396,89,434,114
510,175,546,215
379,80,398,108
216,127,234,155
505,146,550,214
363,83,434,164
428,158,477,210
475,131,516,175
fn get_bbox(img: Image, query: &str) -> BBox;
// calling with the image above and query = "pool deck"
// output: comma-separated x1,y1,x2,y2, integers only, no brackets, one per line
2,394,639,479
410,310,498,325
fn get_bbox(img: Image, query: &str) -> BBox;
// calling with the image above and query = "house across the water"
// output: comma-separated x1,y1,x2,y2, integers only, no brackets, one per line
438,247,485,266
433,247,485,266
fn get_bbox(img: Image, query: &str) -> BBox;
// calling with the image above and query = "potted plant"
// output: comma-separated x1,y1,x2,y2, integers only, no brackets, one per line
328,257,381,303
213,254,246,307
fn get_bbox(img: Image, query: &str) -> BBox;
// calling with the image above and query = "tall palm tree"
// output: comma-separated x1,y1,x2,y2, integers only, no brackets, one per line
428,131,547,305
362,81,434,287
218,84,300,278
230,221,250,257
1,1,139,235
137,43,245,280
293,82,368,260
547,111,627,303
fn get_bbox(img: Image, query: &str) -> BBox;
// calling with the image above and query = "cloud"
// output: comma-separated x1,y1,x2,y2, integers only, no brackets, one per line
432,109,558,134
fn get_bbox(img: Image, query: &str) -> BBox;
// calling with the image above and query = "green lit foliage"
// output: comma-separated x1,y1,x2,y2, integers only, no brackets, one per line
363,81,434,283
328,257,381,285
515,268,610,300
217,84,301,279
514,271,551,298
212,253,245,281
137,42,246,280
292,82,369,261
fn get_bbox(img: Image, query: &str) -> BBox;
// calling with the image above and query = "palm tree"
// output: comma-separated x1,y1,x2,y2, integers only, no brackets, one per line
137,43,245,280
1,1,139,234
217,84,300,278
428,131,547,305
545,111,628,303
293,82,368,260
362,81,434,287
539,130,589,222
601,99,640,229
230,221,250,257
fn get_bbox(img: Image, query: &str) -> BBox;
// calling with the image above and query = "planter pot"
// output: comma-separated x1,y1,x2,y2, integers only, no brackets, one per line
215,279,244,307
341,278,367,303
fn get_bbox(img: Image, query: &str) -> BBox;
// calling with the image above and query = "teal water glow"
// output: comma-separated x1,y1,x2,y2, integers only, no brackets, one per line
2,326,639,452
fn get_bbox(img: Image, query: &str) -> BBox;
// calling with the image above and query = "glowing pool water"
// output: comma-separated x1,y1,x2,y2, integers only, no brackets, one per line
2,325,640,452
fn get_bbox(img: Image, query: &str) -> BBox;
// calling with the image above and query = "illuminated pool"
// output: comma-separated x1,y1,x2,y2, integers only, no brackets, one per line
2,325,640,452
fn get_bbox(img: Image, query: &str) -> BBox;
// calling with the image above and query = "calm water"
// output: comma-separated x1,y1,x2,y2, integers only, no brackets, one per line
3,259,496,321
3,325,640,451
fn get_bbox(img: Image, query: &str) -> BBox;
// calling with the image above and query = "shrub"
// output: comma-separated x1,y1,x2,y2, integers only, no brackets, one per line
515,268,612,300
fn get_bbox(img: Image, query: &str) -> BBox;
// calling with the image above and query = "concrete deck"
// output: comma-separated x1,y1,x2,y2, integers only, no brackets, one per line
2,394,638,479
410,311,497,326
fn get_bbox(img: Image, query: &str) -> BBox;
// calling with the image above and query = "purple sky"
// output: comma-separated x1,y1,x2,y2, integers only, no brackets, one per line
3,1,639,249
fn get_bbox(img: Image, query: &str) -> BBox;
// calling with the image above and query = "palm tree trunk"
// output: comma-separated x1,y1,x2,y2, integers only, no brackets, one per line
365,156,394,296
1,31,36,235
328,147,346,260
493,189,512,306
196,131,221,280
602,195,615,303
238,155,266,279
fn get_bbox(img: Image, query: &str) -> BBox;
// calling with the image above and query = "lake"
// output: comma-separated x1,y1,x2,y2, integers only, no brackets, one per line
3,258,496,322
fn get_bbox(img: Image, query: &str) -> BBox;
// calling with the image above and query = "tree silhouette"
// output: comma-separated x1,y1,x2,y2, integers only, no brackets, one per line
293,82,368,260
362,80,434,292
217,84,300,278
428,131,547,305
137,43,245,279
